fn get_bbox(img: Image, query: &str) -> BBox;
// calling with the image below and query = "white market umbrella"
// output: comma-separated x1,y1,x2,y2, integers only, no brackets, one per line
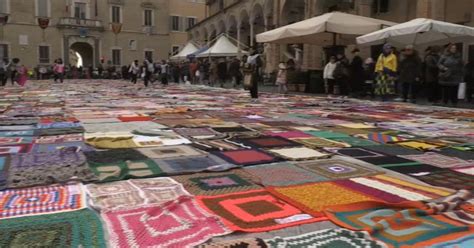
256,12,396,45
197,35,248,58
357,18,474,46
170,42,199,60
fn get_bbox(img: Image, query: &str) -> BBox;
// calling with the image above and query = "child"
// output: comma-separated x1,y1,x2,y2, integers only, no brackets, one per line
323,56,338,96
276,62,288,94
16,64,28,87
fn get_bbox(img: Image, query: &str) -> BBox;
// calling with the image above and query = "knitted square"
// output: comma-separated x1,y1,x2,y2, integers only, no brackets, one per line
244,162,328,186
293,137,350,148
400,153,471,168
137,145,207,159
0,144,31,155
197,190,322,232
413,170,474,190
0,184,86,219
268,182,375,217
234,136,301,149
0,209,106,248
212,149,279,166
0,136,33,145
86,177,190,210
89,159,165,182
268,147,329,161
296,156,381,180
103,196,230,248
173,170,261,195
328,147,385,158
155,155,236,175
265,131,314,139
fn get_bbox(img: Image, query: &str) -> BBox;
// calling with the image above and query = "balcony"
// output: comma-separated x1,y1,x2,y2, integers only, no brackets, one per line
57,17,104,31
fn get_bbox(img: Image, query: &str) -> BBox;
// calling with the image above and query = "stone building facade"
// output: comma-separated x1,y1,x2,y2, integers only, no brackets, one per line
0,0,205,68
189,0,474,72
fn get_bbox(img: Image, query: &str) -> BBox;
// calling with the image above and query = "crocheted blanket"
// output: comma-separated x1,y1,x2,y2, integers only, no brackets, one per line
0,209,106,248
325,191,474,248
0,184,86,219
197,190,324,232
7,149,97,189
86,177,190,210
102,196,230,248
244,162,327,186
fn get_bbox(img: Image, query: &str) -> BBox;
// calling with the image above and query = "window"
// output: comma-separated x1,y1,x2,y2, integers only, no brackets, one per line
373,0,389,14
144,9,153,26
171,16,180,31
74,2,86,19
112,49,121,66
0,44,8,61
111,6,121,23
0,0,9,14
145,51,153,61
38,46,49,64
36,0,50,17
187,17,196,29
172,46,180,56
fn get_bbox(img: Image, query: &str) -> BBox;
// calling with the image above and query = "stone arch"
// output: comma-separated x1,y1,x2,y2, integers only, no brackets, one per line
280,0,305,25
217,19,226,35
226,15,238,39
208,23,217,41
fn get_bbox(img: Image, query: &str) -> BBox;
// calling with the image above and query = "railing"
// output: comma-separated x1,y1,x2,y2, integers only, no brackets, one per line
57,17,104,31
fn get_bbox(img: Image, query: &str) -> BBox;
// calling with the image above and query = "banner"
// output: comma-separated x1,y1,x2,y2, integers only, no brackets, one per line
111,23,122,35
38,18,50,30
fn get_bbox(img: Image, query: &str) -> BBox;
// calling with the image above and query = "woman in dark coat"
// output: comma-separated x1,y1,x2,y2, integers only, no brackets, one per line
398,45,422,103
424,46,441,103
438,43,464,106
350,48,365,96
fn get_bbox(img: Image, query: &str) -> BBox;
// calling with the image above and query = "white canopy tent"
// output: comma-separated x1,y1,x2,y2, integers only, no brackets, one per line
256,12,396,45
170,42,199,60
357,18,474,46
197,35,248,58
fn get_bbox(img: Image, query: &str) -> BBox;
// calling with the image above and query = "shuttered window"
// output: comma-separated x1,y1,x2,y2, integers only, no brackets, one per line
0,44,8,61
144,9,153,26
39,46,49,64
171,16,180,31
111,6,121,23
112,49,121,66
37,0,49,17
0,0,8,14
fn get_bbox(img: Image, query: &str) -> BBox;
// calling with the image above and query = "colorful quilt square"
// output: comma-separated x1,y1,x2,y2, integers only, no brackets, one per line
330,137,379,147
293,137,350,148
212,149,279,166
244,162,328,186
328,147,385,158
296,156,381,180
268,182,376,217
265,131,314,139
102,196,230,248
155,155,237,174
89,159,165,182
400,153,470,168
0,184,86,219
197,190,321,232
0,209,106,248
173,170,260,195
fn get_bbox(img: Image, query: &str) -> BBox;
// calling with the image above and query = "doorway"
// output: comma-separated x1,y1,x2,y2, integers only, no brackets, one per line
70,42,93,68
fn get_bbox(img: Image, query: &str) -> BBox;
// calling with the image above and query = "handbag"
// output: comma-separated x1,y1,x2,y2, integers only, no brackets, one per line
458,82,467,100
243,73,253,89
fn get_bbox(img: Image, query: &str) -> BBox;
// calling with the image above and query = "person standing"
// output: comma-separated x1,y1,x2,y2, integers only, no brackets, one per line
53,59,65,83
363,57,376,98
438,43,464,107
245,51,262,102
276,62,288,94
375,44,398,101
398,45,422,103
323,56,338,96
350,48,365,97
129,60,139,84
424,46,441,103
209,59,218,86
217,58,228,87
189,60,198,84
464,58,474,103
160,60,169,85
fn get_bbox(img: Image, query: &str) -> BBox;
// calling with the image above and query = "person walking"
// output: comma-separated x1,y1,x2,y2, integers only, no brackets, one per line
129,60,140,84
438,43,464,107
350,48,365,97
465,58,474,103
424,46,441,104
0,59,8,86
323,56,338,96
229,57,242,88
160,60,169,85
8,58,19,85
189,60,198,84
398,45,422,103
209,59,218,86
198,60,207,85
334,53,350,96
375,44,398,101
245,51,263,102
144,58,154,87
16,63,28,87
363,57,376,98
53,58,65,83
276,62,288,94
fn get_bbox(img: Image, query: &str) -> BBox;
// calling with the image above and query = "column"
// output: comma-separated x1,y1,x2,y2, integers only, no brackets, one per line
63,36,69,66
237,23,241,52
250,22,254,48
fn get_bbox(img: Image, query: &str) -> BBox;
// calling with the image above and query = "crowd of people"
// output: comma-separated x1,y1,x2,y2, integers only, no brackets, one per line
323,43,472,106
